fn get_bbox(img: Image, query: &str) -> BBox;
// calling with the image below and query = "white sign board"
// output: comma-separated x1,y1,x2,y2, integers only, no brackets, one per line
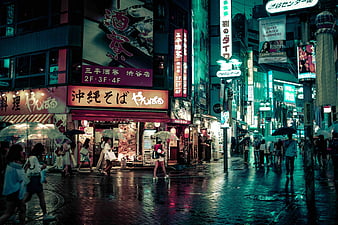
266,0,319,14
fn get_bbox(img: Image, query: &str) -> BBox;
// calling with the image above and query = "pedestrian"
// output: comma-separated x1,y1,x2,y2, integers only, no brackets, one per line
61,140,72,176
314,135,327,169
153,140,169,179
253,138,261,167
243,139,250,165
95,137,109,173
328,131,338,194
78,138,93,172
267,141,274,166
23,143,55,221
103,138,116,176
0,144,28,225
259,139,266,167
274,139,283,167
283,133,297,177
0,142,10,191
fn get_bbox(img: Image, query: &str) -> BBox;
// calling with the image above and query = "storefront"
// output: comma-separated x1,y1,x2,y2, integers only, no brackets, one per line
66,85,171,167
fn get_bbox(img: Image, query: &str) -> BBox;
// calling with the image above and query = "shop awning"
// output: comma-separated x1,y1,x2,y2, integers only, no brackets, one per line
0,114,53,124
71,109,170,123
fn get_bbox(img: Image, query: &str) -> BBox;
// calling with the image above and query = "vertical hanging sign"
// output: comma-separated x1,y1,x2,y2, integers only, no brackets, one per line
220,0,232,60
174,29,188,97
182,29,188,97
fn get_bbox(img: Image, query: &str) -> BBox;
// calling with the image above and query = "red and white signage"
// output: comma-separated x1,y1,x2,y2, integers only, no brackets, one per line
174,29,188,97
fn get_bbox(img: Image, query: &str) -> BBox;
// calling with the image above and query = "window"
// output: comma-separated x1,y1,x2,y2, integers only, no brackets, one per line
16,54,46,76
0,58,11,79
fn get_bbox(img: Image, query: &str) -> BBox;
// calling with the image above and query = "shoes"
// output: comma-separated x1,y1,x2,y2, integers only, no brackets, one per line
153,176,158,180
43,214,55,221
164,175,169,179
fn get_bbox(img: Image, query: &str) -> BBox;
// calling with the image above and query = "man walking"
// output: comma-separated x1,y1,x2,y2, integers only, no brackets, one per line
283,133,297,177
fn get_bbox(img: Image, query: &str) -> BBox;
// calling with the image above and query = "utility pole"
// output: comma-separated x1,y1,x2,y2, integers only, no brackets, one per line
300,14,315,209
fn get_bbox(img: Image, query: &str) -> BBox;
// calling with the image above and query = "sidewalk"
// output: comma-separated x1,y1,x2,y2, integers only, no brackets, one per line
0,155,337,224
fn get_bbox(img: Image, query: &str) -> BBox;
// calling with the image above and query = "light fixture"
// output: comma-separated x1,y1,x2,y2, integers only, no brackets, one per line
154,122,161,128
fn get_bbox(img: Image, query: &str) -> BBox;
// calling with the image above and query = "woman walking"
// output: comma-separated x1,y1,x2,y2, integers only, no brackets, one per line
153,140,169,179
78,138,93,172
24,143,55,221
0,144,27,225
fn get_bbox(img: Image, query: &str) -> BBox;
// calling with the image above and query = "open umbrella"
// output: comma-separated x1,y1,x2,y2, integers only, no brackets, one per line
315,129,332,139
272,127,297,136
153,131,178,142
0,122,56,141
102,128,123,139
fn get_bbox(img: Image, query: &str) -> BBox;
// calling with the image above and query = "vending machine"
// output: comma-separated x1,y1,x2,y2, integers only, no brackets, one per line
142,129,156,166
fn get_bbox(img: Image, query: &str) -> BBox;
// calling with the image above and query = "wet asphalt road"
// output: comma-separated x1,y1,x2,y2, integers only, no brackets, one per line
1,155,337,225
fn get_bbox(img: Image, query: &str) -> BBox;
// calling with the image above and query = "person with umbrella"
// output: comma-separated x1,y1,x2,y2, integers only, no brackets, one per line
283,133,297,177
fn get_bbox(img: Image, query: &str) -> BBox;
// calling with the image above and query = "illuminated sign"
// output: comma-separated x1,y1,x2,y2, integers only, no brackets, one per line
283,84,296,103
266,0,319,14
297,44,316,81
82,65,152,87
0,87,67,115
216,70,241,78
173,29,188,97
67,86,168,110
220,0,232,59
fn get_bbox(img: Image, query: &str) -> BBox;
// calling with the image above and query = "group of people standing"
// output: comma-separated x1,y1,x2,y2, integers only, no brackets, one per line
250,134,298,176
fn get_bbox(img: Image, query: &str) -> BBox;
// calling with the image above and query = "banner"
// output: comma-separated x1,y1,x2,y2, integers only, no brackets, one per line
258,15,287,64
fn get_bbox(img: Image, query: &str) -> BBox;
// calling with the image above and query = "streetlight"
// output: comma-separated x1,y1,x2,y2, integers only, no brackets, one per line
216,56,242,173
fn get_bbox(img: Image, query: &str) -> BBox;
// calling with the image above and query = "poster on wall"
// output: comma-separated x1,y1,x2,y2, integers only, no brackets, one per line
258,15,287,64
83,0,153,86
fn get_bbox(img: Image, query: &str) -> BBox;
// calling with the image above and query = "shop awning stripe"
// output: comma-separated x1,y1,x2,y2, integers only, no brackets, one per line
0,114,53,124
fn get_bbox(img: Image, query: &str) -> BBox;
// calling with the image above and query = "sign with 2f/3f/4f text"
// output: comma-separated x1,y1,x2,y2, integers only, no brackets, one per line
67,86,168,110
82,65,152,87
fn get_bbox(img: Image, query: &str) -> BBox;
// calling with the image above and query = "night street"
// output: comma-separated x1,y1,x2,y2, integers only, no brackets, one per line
1,155,337,225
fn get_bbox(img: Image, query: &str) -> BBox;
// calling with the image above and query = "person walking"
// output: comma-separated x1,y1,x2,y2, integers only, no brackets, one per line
103,138,116,176
23,143,55,221
274,139,283,168
95,137,109,173
243,139,250,165
153,140,169,179
61,140,73,176
78,138,93,172
259,139,267,167
253,138,261,167
283,134,297,177
0,144,28,225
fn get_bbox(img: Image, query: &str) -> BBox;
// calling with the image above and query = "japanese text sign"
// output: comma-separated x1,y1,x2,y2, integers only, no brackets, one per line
67,86,168,110
82,65,152,87
220,0,232,60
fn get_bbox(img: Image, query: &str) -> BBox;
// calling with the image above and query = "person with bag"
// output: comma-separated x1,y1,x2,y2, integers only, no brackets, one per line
103,138,116,175
23,143,55,221
78,138,93,172
153,140,169,180
0,144,28,225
